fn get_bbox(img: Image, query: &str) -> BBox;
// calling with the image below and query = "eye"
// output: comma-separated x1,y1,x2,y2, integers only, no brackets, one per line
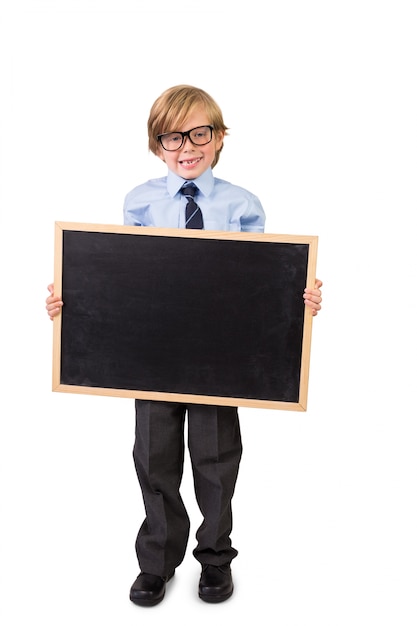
168,134,182,144
193,127,208,139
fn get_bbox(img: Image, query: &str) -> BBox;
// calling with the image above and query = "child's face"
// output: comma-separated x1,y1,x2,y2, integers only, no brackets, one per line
157,106,224,180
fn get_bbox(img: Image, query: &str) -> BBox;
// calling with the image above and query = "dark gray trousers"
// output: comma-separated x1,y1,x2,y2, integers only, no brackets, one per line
133,400,242,577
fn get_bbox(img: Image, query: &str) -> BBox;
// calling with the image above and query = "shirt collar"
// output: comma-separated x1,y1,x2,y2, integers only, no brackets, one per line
167,168,215,198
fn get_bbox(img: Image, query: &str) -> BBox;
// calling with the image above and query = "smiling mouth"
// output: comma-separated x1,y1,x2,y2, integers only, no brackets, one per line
179,157,202,165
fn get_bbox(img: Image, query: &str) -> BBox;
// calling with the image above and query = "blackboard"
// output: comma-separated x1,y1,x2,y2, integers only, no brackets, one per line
52,222,318,411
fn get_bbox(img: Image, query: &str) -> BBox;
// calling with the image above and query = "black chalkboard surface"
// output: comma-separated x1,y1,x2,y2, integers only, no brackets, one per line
52,223,318,411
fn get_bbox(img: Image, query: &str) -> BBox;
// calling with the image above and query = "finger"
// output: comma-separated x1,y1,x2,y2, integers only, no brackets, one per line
304,297,321,311
47,306,62,319
46,300,63,313
46,300,63,309
303,292,321,304
304,287,322,297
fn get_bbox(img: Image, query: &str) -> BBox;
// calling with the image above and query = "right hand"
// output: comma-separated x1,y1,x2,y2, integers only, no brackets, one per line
45,283,63,320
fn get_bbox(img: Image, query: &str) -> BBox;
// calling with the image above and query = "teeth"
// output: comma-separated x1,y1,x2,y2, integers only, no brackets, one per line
182,158,199,165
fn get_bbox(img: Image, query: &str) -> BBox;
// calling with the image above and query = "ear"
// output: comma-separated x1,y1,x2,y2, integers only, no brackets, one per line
214,130,225,151
156,146,166,162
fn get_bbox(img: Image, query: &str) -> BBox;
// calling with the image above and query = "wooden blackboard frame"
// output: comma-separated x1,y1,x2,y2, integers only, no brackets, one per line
52,222,318,411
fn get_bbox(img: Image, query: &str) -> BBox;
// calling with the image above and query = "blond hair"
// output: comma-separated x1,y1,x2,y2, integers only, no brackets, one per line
147,85,229,168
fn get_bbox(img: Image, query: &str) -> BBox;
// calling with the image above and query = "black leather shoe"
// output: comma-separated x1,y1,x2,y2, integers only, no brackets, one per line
129,571,174,607
198,564,233,603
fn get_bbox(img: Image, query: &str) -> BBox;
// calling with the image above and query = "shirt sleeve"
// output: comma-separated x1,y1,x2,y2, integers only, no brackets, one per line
240,194,266,233
123,187,148,226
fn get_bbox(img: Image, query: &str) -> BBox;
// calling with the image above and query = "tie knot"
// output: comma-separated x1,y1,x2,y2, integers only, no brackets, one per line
180,183,197,198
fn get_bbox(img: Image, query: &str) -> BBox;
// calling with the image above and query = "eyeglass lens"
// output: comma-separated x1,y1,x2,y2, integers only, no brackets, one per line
159,126,212,151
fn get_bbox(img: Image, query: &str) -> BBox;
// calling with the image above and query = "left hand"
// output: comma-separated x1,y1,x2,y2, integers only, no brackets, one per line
303,279,323,317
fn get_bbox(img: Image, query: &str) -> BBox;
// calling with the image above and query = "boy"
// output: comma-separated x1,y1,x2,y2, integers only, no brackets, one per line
46,85,322,606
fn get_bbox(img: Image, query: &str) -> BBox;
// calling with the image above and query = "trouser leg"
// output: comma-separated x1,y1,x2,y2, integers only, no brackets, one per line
133,400,190,577
188,404,242,566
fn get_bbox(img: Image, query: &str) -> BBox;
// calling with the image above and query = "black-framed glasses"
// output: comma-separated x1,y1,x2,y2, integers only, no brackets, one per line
157,125,213,151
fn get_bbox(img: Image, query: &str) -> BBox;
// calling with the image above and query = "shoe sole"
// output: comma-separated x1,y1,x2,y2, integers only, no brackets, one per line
130,593,165,607
199,589,233,603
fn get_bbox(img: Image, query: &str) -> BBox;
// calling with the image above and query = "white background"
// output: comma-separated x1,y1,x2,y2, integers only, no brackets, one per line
1,1,416,624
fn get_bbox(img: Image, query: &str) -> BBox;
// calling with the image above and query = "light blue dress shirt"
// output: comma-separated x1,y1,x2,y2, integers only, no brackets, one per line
123,168,266,233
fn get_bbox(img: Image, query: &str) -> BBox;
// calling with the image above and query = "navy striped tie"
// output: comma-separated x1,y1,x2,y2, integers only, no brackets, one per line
181,183,204,229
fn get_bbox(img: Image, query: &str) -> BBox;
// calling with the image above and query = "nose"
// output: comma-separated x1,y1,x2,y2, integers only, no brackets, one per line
182,134,194,149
